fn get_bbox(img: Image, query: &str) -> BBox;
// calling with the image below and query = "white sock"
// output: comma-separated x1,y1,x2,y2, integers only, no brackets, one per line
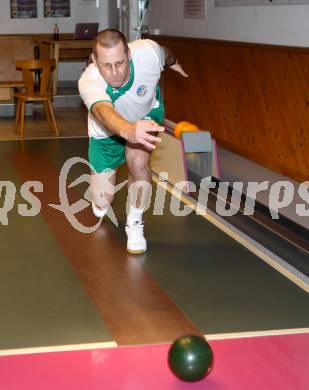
127,205,144,225
92,202,108,218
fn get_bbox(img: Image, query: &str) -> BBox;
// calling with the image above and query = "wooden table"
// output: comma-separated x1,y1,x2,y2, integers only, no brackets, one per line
0,81,25,101
44,40,94,95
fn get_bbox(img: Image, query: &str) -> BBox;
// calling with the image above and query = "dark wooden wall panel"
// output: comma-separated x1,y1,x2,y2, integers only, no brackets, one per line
148,35,309,182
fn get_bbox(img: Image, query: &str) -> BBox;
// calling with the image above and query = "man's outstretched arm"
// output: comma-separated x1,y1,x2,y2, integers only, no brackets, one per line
162,46,188,78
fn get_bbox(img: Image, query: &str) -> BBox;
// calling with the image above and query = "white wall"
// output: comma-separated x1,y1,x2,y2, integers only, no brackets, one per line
0,0,111,80
148,0,309,47
0,0,109,34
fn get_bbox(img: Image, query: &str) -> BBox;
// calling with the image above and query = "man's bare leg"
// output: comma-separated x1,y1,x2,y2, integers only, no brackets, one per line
90,169,118,218
125,143,152,253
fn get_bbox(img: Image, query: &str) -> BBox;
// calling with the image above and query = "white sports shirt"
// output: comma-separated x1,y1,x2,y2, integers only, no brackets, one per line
78,39,165,138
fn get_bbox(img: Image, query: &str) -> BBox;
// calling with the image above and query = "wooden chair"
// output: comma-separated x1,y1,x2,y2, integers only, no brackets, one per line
14,59,59,138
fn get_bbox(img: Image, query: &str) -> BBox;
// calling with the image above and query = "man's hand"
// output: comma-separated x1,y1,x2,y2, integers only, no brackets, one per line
170,61,188,78
128,120,165,150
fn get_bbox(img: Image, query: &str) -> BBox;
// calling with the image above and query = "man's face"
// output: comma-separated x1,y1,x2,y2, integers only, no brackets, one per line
94,41,130,88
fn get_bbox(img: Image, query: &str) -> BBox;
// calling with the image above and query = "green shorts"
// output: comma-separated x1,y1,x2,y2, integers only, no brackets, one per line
88,135,126,173
88,86,164,173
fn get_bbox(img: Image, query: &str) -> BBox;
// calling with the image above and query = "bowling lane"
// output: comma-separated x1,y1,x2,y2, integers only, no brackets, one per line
0,137,308,351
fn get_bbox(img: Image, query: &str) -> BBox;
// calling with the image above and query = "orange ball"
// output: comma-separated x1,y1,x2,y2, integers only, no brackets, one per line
173,121,191,139
174,121,200,139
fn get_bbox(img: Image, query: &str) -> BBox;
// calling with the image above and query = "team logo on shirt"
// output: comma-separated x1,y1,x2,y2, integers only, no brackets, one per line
136,85,147,97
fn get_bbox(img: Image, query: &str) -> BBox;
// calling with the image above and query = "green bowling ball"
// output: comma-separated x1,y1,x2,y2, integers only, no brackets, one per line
168,335,213,382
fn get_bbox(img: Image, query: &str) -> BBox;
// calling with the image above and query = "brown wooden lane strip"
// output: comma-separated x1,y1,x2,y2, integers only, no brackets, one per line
8,151,201,345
